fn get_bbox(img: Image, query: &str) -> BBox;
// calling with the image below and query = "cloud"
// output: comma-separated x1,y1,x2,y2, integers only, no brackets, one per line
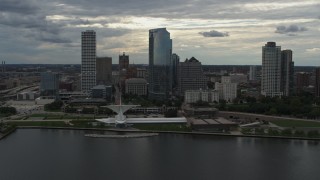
275,24,308,34
306,48,320,53
0,0,319,65
0,0,39,14
199,30,229,37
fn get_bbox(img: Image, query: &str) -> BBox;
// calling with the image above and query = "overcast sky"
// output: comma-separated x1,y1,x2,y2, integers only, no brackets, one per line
0,0,319,65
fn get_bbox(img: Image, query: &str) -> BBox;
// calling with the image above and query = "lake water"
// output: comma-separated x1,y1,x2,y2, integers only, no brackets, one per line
0,129,320,180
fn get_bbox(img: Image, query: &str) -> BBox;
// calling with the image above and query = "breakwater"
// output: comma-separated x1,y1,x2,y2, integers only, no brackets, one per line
84,133,159,138
1,126,320,141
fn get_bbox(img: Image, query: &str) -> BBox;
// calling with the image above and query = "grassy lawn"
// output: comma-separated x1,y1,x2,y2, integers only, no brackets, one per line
8,121,68,127
0,114,10,118
270,119,320,127
7,120,100,128
28,114,96,120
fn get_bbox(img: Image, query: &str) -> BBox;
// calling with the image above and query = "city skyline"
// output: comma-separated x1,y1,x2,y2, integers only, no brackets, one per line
0,0,319,65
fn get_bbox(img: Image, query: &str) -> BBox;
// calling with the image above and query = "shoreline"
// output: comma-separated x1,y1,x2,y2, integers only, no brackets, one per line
0,127,17,140
10,126,320,141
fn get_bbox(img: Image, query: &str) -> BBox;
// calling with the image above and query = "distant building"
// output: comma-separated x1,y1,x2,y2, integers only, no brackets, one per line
215,76,237,102
261,42,282,97
1,61,5,73
40,72,60,98
172,53,180,89
127,66,137,79
230,73,247,84
315,67,320,97
81,30,96,94
281,50,294,96
59,91,87,102
112,71,120,85
96,57,112,85
177,57,207,96
249,66,257,81
136,68,147,79
296,72,311,95
148,28,172,100
17,92,39,101
125,78,147,96
91,85,112,101
59,82,73,91
185,89,219,103
119,52,129,70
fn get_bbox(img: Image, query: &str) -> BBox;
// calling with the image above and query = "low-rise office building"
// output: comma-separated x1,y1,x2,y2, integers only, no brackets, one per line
125,78,147,96
91,85,112,101
185,89,219,103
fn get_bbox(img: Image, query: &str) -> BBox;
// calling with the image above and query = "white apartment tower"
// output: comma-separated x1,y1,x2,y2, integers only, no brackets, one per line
81,30,96,94
261,42,282,97
215,76,237,102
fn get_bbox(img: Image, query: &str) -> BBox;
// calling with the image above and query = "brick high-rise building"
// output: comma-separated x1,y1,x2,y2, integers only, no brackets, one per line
296,72,311,95
96,57,112,85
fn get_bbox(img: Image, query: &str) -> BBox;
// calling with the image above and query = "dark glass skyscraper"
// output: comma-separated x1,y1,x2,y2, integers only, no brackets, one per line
172,53,180,90
315,67,320,97
119,52,129,70
281,50,294,96
40,72,60,99
148,28,172,100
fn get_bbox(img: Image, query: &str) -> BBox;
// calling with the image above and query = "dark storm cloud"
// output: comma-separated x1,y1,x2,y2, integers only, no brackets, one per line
0,0,39,14
0,0,319,64
275,25,308,34
0,13,61,35
59,17,92,26
199,30,229,37
0,0,70,44
36,34,72,44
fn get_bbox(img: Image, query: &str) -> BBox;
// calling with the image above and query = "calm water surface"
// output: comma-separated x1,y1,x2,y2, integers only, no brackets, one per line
0,129,320,180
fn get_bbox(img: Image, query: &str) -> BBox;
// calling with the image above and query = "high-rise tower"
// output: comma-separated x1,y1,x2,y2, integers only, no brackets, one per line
96,57,112,85
177,57,207,96
172,53,180,89
315,67,320,97
148,28,172,100
281,50,294,96
119,52,129,70
249,66,257,81
81,30,96,94
261,42,282,97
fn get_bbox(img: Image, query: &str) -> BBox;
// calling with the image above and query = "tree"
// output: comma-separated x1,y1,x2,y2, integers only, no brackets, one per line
267,107,278,115
281,129,292,136
268,129,280,136
307,130,319,138
0,107,17,115
44,100,63,111
164,109,177,117
294,130,305,137
218,100,226,110
246,96,256,103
